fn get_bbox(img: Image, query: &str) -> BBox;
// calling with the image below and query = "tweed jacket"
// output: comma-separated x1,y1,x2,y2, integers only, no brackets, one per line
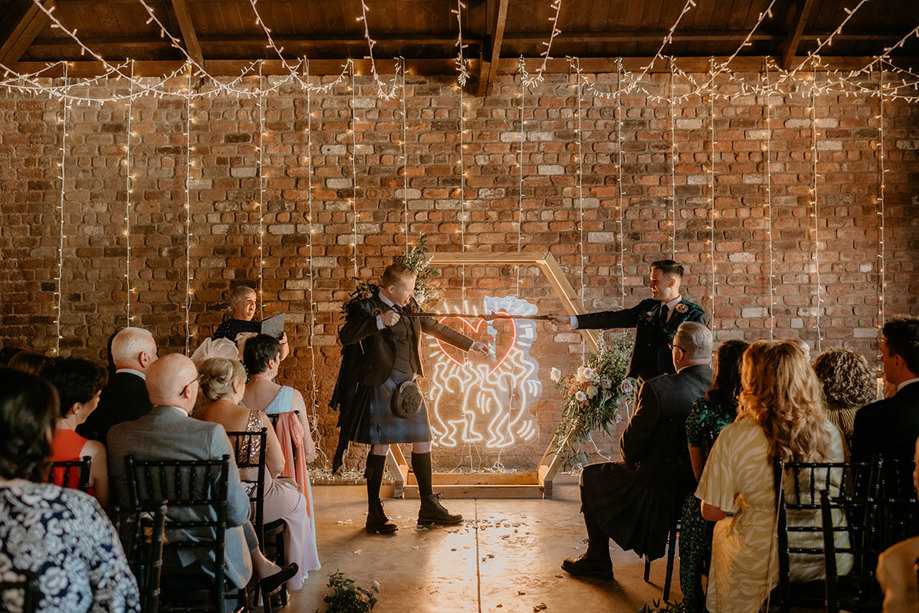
576,297,708,381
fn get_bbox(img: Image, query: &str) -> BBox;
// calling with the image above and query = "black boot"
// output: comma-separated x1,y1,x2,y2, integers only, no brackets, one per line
366,498,398,534
418,493,463,526
561,508,613,579
365,453,397,534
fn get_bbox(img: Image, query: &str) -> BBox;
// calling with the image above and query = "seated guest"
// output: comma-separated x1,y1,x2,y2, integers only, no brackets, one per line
813,347,875,437
7,351,50,375
0,367,140,612
242,334,317,465
197,357,320,590
562,322,713,579
876,436,919,613
678,339,748,613
697,341,850,613
0,346,23,366
853,316,919,462
106,353,295,595
77,327,156,444
41,358,109,507
213,285,289,360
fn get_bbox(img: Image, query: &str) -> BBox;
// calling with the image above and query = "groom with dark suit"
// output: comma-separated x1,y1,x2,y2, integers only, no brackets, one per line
550,259,707,383
562,322,713,579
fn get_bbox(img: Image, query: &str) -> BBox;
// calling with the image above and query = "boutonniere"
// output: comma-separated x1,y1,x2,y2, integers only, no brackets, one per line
675,303,689,314
643,311,655,324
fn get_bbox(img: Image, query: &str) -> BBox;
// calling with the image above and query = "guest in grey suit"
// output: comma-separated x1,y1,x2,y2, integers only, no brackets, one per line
562,322,714,579
107,353,296,593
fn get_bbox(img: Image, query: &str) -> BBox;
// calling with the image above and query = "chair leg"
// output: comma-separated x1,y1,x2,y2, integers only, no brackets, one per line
663,525,677,601
644,555,651,583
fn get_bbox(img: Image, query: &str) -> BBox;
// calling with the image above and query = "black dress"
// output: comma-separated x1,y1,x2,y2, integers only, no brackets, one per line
213,318,261,343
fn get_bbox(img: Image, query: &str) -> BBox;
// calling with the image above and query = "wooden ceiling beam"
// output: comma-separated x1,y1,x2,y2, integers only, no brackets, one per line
781,0,817,71
169,0,204,66
477,0,509,96
13,56,903,79
0,0,54,66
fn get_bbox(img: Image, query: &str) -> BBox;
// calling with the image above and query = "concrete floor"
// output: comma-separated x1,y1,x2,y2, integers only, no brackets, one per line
289,475,681,613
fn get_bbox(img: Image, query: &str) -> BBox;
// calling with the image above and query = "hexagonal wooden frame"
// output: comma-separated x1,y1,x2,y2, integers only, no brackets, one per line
382,251,601,499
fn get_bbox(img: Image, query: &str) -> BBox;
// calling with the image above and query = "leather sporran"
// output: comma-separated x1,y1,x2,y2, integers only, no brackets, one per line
391,379,423,418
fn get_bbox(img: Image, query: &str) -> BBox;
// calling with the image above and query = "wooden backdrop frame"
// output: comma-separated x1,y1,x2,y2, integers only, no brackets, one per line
381,251,601,499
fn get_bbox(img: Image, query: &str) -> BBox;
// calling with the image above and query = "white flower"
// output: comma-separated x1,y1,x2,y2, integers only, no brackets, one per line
620,379,634,394
575,390,587,402
584,367,596,380
550,367,562,383
575,366,589,383
600,378,612,389
586,385,598,399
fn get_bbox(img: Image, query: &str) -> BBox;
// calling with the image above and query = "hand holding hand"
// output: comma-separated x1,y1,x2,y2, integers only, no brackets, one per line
380,310,401,327
547,312,571,327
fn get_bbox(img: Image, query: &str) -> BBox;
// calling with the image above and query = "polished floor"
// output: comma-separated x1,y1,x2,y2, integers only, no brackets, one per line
289,475,682,613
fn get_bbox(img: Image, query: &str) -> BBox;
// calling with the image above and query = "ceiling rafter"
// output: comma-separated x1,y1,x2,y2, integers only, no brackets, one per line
781,0,817,70
169,0,204,67
478,0,509,96
0,0,55,67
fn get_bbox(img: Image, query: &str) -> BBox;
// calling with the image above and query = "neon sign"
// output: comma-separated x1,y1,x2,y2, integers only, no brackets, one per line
425,295,541,449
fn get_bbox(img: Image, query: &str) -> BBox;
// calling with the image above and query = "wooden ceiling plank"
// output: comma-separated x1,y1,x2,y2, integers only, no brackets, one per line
170,0,204,65
781,0,817,70
477,0,508,96
0,0,54,66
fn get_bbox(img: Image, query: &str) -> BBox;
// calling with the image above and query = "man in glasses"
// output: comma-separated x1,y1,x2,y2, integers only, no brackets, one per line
562,322,713,580
549,259,707,384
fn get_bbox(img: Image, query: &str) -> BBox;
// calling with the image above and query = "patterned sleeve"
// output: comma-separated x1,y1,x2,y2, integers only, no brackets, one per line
696,421,738,512
73,494,141,613
685,397,707,448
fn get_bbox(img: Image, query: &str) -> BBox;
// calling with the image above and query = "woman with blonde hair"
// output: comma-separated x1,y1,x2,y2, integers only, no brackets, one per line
696,340,850,613
196,357,319,591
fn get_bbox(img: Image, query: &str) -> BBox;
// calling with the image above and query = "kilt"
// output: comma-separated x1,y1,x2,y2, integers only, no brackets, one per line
581,461,683,560
350,370,432,445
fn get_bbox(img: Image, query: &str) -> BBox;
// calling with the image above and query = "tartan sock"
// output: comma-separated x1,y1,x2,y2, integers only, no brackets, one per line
411,452,434,498
364,452,387,507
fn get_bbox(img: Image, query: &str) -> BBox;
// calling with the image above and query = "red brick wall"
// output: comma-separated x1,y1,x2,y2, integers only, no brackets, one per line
1,71,917,470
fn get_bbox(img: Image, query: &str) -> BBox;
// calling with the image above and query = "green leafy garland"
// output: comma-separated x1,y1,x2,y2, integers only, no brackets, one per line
343,235,443,311
551,333,635,466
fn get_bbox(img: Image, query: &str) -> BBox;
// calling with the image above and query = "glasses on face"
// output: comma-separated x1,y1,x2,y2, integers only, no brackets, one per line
668,342,685,352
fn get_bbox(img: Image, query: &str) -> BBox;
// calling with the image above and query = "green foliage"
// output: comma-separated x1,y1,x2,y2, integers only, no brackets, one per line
637,599,683,613
342,235,443,312
319,571,378,613
551,333,635,466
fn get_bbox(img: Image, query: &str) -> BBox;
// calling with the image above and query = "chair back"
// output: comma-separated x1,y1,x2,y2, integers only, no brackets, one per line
48,455,91,493
124,455,231,609
0,572,40,613
224,427,268,544
878,458,919,549
115,502,167,613
773,458,878,613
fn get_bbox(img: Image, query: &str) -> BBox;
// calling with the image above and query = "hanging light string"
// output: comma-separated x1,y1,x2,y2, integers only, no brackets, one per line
453,0,470,86
615,58,625,307
574,58,586,359
877,67,887,350
54,64,70,356
669,57,677,259
257,61,266,320
621,0,697,94
810,63,823,352
124,60,135,325
516,57,526,295
708,57,716,330
400,58,409,256
458,69,467,302
764,60,776,340
349,61,359,279
355,0,401,99
248,0,303,80
520,0,564,88
304,59,323,458
184,66,194,353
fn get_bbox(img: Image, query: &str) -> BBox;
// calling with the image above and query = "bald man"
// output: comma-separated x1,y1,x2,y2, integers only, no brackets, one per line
106,353,255,589
78,326,157,443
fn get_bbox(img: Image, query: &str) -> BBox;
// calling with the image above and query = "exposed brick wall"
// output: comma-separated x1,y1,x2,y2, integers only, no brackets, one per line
1,71,917,470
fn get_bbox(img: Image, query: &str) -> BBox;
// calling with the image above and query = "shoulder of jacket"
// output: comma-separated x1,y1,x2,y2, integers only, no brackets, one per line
679,298,704,312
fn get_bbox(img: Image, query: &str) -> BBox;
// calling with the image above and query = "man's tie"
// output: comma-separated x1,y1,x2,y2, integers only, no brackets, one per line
659,304,669,324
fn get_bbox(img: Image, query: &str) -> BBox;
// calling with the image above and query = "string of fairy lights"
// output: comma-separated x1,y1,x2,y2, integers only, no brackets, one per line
763,61,776,341
708,58,716,331
349,61,359,279
400,58,410,257
53,65,69,356
574,59,585,316
810,64,824,353
256,62,266,319
124,61,135,325
877,69,887,356
184,67,194,354
669,58,677,259
615,58,626,308
516,58,526,296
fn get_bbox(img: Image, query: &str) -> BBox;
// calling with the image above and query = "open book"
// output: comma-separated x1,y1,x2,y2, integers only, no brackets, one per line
260,313,285,339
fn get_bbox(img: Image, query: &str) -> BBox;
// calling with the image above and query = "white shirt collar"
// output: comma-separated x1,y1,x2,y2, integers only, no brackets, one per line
116,368,146,380
897,378,919,393
379,293,395,308
661,296,682,321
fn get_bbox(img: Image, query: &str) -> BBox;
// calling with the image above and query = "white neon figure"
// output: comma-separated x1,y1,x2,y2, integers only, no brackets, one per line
425,296,541,449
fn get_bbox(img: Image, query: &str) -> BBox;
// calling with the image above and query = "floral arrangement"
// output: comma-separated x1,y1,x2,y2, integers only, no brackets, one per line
551,333,635,465
343,235,443,311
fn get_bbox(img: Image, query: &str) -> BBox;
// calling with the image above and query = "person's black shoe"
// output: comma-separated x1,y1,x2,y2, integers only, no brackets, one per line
366,498,398,534
260,562,298,595
561,553,614,579
418,493,463,526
